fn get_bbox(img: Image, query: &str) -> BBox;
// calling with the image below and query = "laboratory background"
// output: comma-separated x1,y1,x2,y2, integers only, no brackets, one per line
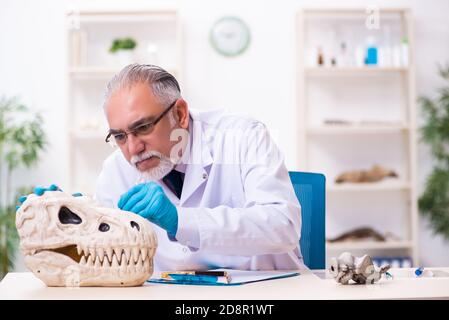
1,0,449,277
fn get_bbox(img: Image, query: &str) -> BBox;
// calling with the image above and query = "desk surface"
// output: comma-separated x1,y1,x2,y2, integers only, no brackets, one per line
1,268,449,300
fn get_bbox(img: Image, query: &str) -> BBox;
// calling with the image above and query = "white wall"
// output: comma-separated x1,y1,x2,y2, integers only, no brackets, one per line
1,0,449,269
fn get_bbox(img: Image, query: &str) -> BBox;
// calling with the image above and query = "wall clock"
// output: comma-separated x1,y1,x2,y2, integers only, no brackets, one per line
210,16,251,57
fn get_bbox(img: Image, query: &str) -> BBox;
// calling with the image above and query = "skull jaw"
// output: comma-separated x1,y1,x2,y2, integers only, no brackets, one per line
25,251,153,287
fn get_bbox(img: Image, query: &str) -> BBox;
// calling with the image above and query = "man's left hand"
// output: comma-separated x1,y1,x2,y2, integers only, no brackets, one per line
118,182,178,239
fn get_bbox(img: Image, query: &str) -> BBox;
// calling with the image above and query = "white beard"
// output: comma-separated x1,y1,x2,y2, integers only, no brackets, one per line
131,150,175,183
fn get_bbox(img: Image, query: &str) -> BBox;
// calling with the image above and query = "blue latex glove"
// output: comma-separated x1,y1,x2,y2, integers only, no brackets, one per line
16,184,63,211
118,182,178,239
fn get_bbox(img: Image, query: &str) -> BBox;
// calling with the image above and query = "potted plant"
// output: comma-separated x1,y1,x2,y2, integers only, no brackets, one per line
0,96,47,280
109,37,138,67
418,64,449,240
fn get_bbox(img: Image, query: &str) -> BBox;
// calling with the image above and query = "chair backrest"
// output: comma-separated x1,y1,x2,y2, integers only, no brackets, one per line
289,171,326,269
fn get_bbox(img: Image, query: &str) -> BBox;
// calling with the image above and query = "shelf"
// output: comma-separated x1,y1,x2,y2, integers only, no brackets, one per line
298,7,418,265
302,7,410,15
327,181,411,192
69,67,178,79
327,241,413,250
307,125,409,135
72,11,178,24
305,67,409,76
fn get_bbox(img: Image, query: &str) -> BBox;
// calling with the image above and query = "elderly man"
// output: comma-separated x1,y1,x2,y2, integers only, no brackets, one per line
95,64,303,271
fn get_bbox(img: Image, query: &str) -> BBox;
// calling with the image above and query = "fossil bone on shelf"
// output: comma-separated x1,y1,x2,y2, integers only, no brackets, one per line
15,191,158,287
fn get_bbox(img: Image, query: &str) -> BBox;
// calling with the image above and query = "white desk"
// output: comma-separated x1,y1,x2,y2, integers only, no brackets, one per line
1,268,449,300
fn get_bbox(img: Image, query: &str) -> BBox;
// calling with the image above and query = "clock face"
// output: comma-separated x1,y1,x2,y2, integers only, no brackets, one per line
210,16,251,57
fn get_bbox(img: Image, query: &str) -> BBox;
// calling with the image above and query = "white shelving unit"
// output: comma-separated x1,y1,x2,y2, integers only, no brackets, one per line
327,240,413,251
296,8,418,266
66,10,183,196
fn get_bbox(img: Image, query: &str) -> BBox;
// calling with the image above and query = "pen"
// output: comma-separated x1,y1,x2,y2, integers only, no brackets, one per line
194,271,227,277
161,270,227,278
167,274,219,283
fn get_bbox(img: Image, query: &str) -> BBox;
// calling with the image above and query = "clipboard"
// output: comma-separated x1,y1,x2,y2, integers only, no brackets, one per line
147,269,300,286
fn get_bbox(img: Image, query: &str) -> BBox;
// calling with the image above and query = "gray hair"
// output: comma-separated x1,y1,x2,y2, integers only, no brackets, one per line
103,63,181,125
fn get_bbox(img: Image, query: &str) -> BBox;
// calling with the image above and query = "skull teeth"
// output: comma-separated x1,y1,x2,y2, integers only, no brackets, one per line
96,248,104,263
89,248,96,259
141,248,148,262
114,248,123,264
78,246,151,269
106,248,113,262
132,247,140,263
111,253,119,268
86,254,94,266
124,248,131,264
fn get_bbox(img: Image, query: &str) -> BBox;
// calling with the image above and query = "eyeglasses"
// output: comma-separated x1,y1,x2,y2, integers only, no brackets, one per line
105,100,177,147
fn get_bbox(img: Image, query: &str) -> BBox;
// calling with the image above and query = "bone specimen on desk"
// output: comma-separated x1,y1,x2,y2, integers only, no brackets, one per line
329,252,391,285
327,227,387,243
335,165,398,184
15,191,157,287
324,119,353,126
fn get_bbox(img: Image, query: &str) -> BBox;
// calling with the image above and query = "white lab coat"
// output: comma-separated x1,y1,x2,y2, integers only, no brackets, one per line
95,108,304,271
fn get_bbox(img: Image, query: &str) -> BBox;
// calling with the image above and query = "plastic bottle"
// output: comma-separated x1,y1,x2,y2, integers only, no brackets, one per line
393,44,401,67
381,26,393,67
355,45,365,67
400,37,409,67
338,42,349,67
382,46,393,67
317,46,324,66
365,36,378,65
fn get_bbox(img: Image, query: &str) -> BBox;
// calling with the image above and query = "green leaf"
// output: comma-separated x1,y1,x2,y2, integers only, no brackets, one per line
0,204,19,279
419,63,449,240
0,95,47,277
109,37,137,53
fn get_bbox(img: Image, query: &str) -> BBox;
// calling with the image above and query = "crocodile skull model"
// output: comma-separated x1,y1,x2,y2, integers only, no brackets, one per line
15,189,157,287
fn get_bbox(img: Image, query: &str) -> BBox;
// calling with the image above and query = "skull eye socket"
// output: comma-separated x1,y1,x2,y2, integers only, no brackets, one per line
130,221,140,231
58,206,82,224
99,223,110,232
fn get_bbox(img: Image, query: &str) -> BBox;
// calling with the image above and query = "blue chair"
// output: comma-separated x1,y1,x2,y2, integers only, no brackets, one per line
289,171,326,269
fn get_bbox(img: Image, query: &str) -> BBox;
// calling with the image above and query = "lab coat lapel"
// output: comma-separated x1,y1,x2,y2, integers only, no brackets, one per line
180,111,213,205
